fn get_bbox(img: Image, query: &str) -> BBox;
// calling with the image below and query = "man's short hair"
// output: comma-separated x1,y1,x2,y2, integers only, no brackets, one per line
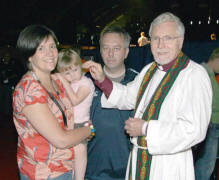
149,12,185,37
208,47,219,62
99,25,131,48
141,32,145,36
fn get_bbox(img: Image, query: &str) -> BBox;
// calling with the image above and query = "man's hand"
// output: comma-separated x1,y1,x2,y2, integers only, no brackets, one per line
125,117,146,137
82,61,105,83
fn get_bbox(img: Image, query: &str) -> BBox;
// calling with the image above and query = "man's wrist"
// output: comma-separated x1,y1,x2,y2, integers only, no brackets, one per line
142,122,148,136
94,77,113,98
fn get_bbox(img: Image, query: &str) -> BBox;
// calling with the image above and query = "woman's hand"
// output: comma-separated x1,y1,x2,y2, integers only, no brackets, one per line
84,120,95,141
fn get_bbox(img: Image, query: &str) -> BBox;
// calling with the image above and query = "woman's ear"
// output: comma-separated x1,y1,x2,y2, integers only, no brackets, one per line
28,57,32,63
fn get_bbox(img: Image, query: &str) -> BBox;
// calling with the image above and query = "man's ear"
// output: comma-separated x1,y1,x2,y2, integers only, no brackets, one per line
179,36,184,49
125,48,129,59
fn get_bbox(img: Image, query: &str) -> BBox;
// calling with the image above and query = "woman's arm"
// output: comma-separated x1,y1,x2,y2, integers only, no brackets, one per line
22,103,91,149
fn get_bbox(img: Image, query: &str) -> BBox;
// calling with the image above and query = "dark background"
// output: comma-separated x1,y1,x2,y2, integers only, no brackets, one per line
0,0,218,47
0,1,218,179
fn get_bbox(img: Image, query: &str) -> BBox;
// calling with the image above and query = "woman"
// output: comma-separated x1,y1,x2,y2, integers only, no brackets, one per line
13,24,94,180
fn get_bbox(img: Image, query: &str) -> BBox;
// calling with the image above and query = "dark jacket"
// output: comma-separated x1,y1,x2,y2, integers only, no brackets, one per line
85,68,138,180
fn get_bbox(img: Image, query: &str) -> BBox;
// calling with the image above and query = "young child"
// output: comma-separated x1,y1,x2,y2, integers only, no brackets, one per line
56,48,95,180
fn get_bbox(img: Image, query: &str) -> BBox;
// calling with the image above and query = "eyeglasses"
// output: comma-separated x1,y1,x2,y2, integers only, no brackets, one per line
150,35,181,43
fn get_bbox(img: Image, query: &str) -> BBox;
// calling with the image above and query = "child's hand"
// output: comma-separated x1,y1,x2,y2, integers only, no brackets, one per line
53,73,67,83
52,73,71,89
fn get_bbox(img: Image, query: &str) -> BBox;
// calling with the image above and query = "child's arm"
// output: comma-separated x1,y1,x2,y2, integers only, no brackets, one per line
55,73,90,106
69,85,90,105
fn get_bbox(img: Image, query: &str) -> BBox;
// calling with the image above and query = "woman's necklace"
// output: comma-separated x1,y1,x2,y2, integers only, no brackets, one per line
30,71,68,127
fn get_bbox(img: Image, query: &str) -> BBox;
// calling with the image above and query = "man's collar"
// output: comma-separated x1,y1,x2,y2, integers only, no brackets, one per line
157,58,177,72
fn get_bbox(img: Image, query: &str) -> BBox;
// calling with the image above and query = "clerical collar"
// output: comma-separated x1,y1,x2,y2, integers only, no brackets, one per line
157,58,177,72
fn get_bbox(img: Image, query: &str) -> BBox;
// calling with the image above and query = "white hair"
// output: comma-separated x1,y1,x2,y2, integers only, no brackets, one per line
149,12,185,37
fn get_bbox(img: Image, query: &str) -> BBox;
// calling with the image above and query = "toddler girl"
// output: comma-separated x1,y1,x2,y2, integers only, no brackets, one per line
57,48,95,180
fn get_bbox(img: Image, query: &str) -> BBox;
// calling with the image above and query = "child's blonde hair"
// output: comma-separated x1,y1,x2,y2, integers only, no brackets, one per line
57,48,82,72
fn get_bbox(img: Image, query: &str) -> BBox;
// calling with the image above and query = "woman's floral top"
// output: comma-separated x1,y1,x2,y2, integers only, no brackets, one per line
13,73,74,179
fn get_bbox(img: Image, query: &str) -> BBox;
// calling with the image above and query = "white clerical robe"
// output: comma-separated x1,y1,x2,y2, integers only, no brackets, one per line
101,60,212,180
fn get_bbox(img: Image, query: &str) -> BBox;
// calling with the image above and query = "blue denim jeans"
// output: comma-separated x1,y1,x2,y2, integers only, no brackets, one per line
19,170,73,180
195,123,219,180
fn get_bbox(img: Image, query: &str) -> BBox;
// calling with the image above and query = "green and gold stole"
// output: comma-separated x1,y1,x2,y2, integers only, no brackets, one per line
128,52,189,180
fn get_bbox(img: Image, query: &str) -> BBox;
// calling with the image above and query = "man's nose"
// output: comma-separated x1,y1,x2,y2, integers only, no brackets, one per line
108,48,114,57
157,38,165,48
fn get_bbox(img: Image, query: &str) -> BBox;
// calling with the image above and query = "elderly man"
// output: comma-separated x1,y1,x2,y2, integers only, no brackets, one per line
83,12,212,180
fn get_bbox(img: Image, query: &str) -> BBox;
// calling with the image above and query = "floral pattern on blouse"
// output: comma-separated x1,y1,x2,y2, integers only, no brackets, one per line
13,73,74,180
